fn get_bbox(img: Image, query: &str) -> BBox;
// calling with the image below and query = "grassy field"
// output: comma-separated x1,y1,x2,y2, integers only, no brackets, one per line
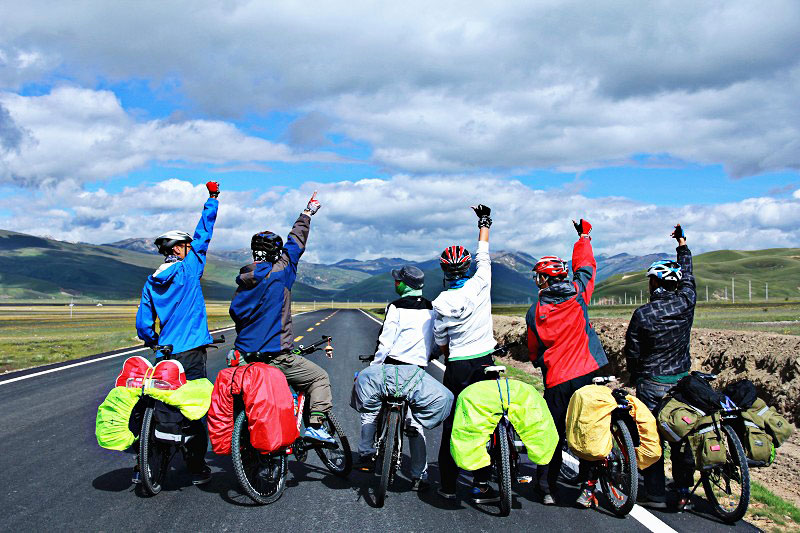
0,303,235,373
493,301,800,336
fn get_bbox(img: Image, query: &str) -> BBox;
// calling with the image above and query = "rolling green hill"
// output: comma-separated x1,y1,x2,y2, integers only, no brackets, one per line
593,248,800,303
0,230,330,301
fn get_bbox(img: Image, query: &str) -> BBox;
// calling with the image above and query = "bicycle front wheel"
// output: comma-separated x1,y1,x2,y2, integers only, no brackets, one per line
231,410,288,505
139,406,169,496
600,419,638,516
701,423,750,524
496,428,512,517
375,409,401,508
314,411,352,477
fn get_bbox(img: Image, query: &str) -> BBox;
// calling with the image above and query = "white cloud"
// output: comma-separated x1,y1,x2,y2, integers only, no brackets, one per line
4,176,800,263
0,87,341,186
1,2,799,177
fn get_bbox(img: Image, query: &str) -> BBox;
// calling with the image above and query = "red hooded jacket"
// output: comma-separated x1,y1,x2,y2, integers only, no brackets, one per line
526,236,608,388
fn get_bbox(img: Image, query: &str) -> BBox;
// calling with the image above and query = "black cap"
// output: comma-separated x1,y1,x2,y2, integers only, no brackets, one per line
391,265,424,289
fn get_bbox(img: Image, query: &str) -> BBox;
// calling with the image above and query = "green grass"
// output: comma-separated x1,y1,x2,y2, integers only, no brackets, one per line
0,303,234,373
501,363,544,392
749,481,800,530
594,247,800,303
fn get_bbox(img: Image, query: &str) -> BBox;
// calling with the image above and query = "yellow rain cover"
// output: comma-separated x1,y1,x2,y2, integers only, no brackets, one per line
627,394,662,470
96,386,142,451
566,385,617,461
146,378,213,420
450,379,558,471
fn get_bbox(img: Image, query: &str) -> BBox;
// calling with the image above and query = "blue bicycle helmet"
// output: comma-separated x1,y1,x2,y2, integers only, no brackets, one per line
646,260,682,281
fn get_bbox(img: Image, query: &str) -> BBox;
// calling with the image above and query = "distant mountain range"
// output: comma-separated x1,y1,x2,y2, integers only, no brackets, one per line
7,230,787,304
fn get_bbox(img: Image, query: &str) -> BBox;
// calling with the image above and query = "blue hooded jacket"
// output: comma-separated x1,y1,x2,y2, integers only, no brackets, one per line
229,213,310,353
135,198,218,354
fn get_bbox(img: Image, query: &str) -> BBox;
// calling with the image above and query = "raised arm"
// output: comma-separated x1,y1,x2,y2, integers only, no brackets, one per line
571,218,596,300
185,181,220,275
470,204,492,286
672,224,696,304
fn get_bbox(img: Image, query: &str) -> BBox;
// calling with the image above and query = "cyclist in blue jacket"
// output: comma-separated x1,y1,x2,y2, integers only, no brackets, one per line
135,180,220,485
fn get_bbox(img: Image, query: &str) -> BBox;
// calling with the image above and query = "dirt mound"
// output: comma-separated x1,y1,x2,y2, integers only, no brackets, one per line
493,315,800,424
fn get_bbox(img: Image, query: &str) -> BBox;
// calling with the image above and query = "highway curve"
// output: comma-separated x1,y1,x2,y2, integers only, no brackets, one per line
0,309,757,532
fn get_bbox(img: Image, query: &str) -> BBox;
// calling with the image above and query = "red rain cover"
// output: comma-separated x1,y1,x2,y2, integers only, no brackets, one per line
208,363,298,455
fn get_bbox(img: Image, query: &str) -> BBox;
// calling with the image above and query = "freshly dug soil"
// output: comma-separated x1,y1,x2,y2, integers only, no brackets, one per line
492,314,800,507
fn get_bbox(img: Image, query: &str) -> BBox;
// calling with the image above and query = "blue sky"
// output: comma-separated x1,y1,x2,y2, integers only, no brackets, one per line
1,2,799,260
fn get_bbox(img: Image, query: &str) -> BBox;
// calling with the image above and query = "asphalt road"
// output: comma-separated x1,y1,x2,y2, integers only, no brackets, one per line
0,309,757,532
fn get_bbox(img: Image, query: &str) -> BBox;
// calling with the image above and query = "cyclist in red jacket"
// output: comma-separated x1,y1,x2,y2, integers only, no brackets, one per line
526,218,609,507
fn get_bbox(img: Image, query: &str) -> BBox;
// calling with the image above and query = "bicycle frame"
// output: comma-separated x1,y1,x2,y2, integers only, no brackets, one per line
375,395,408,471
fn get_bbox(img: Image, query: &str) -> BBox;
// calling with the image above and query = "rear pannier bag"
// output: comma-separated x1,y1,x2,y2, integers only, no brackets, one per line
208,363,298,455
688,419,727,469
749,398,793,448
722,379,757,410
96,386,143,451
565,385,617,461
657,397,704,443
741,411,774,465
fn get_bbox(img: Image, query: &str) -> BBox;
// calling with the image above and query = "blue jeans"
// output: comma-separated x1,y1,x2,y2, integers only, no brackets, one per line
637,378,694,501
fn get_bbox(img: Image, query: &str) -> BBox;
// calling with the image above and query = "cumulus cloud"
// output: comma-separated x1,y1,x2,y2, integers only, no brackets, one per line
4,176,800,262
1,1,799,177
0,87,341,186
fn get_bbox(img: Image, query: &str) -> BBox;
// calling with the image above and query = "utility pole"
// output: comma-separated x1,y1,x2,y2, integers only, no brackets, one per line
732,277,735,304
749,280,751,302
766,282,768,301
706,285,709,302
724,287,728,300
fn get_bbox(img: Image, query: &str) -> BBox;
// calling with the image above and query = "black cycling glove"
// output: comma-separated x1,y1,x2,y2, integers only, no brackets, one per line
572,218,592,236
471,204,492,228
671,224,685,241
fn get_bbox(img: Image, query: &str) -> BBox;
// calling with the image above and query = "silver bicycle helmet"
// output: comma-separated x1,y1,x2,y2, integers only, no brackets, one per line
154,230,192,256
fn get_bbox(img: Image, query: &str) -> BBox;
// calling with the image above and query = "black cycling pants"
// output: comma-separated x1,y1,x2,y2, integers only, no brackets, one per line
438,354,495,493
170,346,209,471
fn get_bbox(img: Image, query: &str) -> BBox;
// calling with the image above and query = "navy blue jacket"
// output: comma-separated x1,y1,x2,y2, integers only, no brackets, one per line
229,214,310,353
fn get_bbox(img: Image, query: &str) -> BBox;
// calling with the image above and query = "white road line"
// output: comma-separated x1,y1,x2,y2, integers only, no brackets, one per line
0,310,321,386
358,307,675,532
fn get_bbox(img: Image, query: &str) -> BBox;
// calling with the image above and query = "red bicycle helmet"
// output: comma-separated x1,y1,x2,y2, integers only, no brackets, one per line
533,256,568,278
440,245,471,280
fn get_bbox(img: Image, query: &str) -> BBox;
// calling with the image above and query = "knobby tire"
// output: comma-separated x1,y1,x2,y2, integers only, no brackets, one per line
497,427,513,517
231,410,287,505
603,419,637,516
314,411,352,477
375,410,401,508
139,406,168,497
701,423,750,524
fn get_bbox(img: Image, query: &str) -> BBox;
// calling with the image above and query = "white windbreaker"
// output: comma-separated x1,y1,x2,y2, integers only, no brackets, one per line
432,240,497,360
373,295,436,367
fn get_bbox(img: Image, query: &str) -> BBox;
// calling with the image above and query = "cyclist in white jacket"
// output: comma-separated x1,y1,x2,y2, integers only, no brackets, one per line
357,265,436,491
433,204,500,504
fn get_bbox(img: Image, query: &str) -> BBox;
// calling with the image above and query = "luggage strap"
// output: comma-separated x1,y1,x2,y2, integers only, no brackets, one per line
382,364,424,397
496,378,511,415
757,406,770,417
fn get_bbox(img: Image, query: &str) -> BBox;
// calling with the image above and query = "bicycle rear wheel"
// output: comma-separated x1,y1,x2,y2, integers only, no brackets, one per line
496,428,512,517
231,410,288,505
701,424,750,524
600,419,637,516
375,410,401,508
314,411,352,477
139,406,169,496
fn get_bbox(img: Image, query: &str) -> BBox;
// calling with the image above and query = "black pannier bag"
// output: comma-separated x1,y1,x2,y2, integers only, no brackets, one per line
672,374,725,414
723,379,758,410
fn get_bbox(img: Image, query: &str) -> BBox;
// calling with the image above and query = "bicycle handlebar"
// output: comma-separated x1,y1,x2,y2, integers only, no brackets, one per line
147,335,225,357
293,335,332,356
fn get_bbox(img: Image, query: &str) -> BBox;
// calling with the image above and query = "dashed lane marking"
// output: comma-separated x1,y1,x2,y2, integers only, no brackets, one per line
294,336,304,342
307,327,314,332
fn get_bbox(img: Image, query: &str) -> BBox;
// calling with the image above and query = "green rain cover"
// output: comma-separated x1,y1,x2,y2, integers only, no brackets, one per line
146,378,213,420
96,386,142,451
451,379,558,471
